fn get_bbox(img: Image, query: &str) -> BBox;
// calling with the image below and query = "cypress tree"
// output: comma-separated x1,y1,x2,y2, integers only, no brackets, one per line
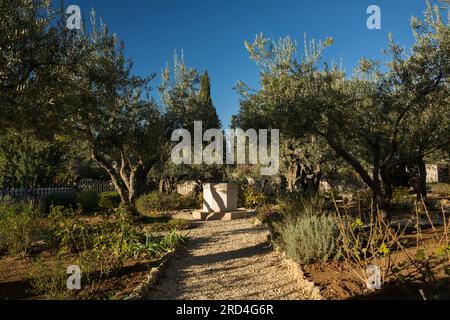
198,71,221,129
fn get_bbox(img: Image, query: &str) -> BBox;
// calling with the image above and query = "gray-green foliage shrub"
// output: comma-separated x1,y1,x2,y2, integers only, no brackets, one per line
136,192,196,214
278,214,341,264
98,191,121,209
0,200,44,254
275,195,341,264
78,190,99,212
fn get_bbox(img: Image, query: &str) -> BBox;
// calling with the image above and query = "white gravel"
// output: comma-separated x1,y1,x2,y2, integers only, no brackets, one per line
145,218,307,300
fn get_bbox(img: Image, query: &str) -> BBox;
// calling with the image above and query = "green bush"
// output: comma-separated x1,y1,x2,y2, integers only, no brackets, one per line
391,187,415,212
78,190,99,212
278,193,328,217
242,186,267,209
43,192,78,213
136,192,196,214
98,191,121,209
276,213,341,264
28,255,75,300
0,201,44,254
274,195,340,264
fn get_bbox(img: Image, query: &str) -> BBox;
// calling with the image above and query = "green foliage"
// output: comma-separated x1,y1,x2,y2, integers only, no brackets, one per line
43,192,78,213
98,192,121,210
25,205,186,299
78,190,99,213
391,187,415,212
145,218,193,232
128,229,186,259
276,213,341,264
242,186,267,209
0,201,46,254
278,193,328,217
236,2,450,218
273,194,341,264
51,207,186,278
27,255,75,300
0,130,65,187
136,192,196,214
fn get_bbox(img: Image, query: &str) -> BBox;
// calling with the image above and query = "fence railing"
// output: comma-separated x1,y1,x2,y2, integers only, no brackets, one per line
0,180,115,201
78,180,115,194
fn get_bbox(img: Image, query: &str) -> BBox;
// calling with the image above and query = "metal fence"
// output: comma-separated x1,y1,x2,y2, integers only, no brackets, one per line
77,179,115,194
0,186,77,201
0,180,115,201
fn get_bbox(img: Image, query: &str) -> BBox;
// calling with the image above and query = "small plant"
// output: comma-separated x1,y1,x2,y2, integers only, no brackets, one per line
336,208,402,290
389,203,450,299
128,229,186,259
242,186,267,209
0,201,45,254
276,213,341,264
27,255,75,300
78,190,99,213
98,191,121,210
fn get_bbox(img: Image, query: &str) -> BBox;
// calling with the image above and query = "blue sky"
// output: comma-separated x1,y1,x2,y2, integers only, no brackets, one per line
70,0,429,128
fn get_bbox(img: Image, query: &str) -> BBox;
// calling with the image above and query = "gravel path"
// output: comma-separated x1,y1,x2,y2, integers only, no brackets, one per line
146,218,306,300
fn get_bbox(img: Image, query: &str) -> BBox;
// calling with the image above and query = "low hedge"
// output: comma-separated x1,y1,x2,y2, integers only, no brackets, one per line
136,192,196,214
98,191,121,209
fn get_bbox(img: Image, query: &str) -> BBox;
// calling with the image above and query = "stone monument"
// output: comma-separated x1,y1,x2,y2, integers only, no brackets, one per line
193,183,248,221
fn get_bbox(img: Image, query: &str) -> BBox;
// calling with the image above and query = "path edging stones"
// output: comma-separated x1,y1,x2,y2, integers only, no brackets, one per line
126,248,177,300
274,246,324,300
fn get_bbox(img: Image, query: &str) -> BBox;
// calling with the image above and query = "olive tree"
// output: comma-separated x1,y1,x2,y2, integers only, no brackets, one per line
238,1,449,219
63,17,164,215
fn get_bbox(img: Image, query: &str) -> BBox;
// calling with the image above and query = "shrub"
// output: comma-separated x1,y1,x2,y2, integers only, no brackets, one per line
0,201,43,254
43,192,78,213
136,192,196,214
278,193,328,217
430,183,450,196
128,229,186,259
78,190,99,212
28,255,75,300
277,213,341,264
242,186,267,209
98,191,121,209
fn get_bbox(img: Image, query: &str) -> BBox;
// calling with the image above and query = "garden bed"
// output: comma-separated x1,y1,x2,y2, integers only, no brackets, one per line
0,252,162,300
0,200,189,300
265,191,450,300
302,225,450,300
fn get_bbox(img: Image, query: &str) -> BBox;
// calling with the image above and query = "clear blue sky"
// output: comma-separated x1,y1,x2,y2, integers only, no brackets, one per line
70,0,428,128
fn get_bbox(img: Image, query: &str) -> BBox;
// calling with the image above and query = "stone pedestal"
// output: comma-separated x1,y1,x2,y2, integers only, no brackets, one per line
193,183,247,221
